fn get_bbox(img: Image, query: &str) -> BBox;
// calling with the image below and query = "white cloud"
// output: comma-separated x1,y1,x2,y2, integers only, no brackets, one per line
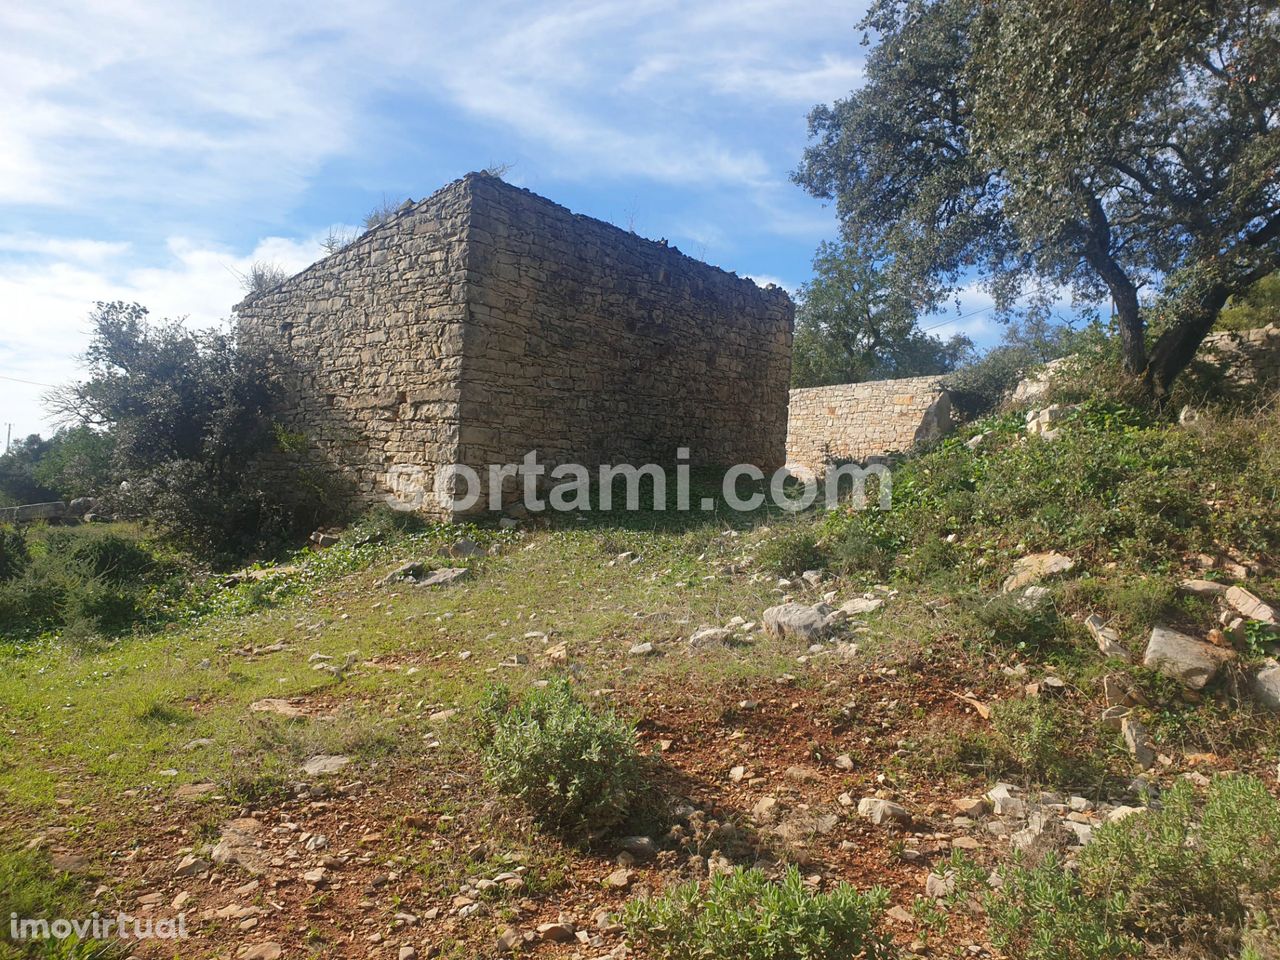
0,233,327,437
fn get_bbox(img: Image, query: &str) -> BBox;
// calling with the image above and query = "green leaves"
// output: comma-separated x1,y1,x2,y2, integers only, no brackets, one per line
480,678,642,840
623,865,895,960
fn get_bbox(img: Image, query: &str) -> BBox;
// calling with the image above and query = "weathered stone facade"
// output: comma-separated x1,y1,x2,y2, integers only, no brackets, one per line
786,375,953,469
236,174,793,515
1192,323,1280,390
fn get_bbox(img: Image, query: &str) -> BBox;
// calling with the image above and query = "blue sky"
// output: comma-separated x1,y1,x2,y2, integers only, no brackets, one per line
0,0,1005,442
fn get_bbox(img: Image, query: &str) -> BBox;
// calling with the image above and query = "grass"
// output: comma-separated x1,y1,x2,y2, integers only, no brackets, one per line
0,409,1278,957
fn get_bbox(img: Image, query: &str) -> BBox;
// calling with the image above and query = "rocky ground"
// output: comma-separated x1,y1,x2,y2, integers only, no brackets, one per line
4,518,1278,959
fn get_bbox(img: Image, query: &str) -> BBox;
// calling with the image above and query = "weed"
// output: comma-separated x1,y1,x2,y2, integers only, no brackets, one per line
623,865,895,960
480,678,642,840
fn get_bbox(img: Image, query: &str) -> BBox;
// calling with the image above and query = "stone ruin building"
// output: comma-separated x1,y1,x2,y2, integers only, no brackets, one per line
236,173,794,517
785,375,954,471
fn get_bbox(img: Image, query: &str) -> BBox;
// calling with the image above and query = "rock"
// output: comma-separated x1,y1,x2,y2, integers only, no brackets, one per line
1251,660,1280,711
604,868,633,888
443,538,486,559
210,818,267,876
242,945,282,960
1003,555,1075,593
1002,552,1075,593
1017,585,1053,609
1025,403,1078,440
496,927,523,953
628,642,655,657
399,948,417,960
1179,579,1227,598
175,783,217,801
536,922,576,943
617,836,656,861
49,851,90,873
839,597,884,616
689,625,734,646
856,797,910,826
1143,626,1234,689
763,602,837,643
303,867,328,887
1121,718,1156,769
1100,705,1130,731
965,432,988,450
302,755,351,777
752,796,781,821
925,871,956,899
248,698,308,717
833,753,855,771
952,797,989,817
174,855,210,878
1225,586,1277,624
1085,614,1131,661
420,567,469,587
310,530,341,548
986,783,1025,819
183,738,215,751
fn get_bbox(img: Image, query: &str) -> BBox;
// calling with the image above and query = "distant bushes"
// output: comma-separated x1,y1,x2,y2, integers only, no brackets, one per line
821,400,1280,584
623,865,895,960
479,679,641,840
0,525,181,646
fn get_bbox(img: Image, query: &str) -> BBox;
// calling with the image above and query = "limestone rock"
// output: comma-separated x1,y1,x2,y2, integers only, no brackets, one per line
763,602,837,643
839,596,884,616
1121,718,1156,769
1085,614,1131,661
856,797,910,826
302,755,351,777
211,818,267,876
1002,552,1075,593
1252,660,1280,711
1179,579,1226,598
689,625,734,646
1143,626,1233,689
1225,586,1277,624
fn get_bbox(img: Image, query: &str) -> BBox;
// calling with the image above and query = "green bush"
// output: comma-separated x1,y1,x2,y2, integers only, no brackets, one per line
0,526,29,581
753,528,826,576
623,865,895,960
986,853,1141,960
1079,775,1280,954
480,679,641,839
821,401,1280,587
988,776,1280,959
990,699,1071,784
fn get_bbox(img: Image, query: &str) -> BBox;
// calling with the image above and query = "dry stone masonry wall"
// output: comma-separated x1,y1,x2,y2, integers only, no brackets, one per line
236,174,793,516
786,376,953,469
1194,323,1280,389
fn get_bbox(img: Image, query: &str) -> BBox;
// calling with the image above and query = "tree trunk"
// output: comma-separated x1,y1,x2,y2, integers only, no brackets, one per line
1144,278,1232,399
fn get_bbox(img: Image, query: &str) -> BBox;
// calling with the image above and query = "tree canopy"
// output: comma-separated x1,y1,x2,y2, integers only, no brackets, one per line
796,0,1280,396
792,242,972,387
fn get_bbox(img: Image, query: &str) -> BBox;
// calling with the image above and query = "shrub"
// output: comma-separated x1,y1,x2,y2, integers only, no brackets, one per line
988,776,1280,959
0,526,29,581
480,679,641,839
990,699,1069,784
986,853,1141,960
1078,775,1280,954
753,528,825,576
622,865,895,960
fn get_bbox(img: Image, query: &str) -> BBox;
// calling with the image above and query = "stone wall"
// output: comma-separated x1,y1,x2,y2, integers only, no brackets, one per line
786,376,953,469
237,174,794,515
458,176,793,502
1193,323,1280,389
237,180,473,504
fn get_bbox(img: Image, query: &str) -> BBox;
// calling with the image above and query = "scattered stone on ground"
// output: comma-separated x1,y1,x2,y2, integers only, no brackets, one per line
1225,586,1277,624
763,602,838,643
1143,625,1234,689
1001,552,1075,593
302,755,351,777
1085,614,1131,661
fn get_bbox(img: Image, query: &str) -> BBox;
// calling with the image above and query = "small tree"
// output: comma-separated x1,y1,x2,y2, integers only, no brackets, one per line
792,242,972,387
48,302,343,558
796,0,1280,398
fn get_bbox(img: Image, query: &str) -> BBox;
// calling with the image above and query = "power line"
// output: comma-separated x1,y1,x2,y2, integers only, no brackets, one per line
0,373,59,388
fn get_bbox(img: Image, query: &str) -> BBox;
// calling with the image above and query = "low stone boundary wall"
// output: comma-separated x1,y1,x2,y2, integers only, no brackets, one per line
0,501,69,524
786,375,953,469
